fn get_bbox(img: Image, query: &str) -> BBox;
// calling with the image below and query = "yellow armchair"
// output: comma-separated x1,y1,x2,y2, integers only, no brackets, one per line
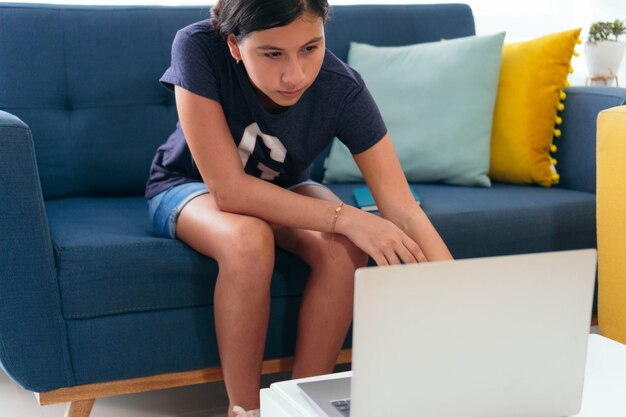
597,105,626,344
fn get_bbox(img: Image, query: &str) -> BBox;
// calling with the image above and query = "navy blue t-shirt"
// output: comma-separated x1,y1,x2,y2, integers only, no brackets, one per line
145,20,387,199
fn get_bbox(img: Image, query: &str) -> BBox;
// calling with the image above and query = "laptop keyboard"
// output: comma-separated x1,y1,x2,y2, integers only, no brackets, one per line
330,399,351,417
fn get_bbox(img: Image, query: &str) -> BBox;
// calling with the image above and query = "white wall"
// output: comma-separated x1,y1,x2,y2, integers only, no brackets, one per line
2,0,625,86
587,0,626,84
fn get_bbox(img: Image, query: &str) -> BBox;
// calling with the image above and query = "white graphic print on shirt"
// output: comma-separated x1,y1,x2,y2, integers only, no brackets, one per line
237,122,287,181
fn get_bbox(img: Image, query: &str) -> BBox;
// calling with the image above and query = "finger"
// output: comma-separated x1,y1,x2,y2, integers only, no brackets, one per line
366,246,388,266
383,248,402,265
403,238,428,263
395,243,418,264
372,253,388,266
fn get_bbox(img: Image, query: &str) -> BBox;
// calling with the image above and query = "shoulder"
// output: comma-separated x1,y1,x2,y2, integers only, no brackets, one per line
317,49,365,92
172,19,227,56
176,19,216,40
161,19,230,99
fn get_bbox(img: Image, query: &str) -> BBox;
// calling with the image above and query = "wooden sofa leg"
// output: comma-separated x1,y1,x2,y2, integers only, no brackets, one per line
64,399,95,417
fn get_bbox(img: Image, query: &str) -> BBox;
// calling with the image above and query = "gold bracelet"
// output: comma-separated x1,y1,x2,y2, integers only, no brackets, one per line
330,202,344,234
329,202,344,260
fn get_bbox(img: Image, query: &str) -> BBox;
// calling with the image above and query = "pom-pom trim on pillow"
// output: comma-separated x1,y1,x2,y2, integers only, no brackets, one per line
489,28,582,187
549,38,582,185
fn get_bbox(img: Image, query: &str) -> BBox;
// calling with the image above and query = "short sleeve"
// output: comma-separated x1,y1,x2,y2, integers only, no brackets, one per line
335,80,388,154
160,30,221,102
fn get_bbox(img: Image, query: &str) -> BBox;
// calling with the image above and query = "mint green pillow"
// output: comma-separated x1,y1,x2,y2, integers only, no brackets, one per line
323,33,505,187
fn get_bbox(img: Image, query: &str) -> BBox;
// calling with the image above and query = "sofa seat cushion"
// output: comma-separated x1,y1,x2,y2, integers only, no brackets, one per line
328,182,596,259
47,183,595,320
46,197,310,320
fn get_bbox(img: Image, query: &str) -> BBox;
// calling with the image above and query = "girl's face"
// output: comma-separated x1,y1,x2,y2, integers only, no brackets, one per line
227,13,325,111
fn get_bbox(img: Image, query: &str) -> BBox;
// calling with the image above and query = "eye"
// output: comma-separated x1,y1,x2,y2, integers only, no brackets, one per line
264,51,282,59
303,45,318,54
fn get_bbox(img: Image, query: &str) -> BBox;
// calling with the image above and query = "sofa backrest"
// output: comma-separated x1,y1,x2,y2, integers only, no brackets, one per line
0,3,474,200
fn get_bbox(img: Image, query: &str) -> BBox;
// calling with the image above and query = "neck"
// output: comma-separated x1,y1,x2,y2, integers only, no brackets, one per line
244,69,289,114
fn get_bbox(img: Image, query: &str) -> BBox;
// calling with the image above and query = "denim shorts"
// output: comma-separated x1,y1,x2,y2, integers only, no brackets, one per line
147,179,329,239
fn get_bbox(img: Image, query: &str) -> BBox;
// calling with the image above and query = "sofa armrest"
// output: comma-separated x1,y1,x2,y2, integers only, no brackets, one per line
556,86,626,193
0,110,72,391
597,105,626,345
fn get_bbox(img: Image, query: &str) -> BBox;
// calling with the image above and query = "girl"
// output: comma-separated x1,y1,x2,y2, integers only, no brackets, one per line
146,1,453,415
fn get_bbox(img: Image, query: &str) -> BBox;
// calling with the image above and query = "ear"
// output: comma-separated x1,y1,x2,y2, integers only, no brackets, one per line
226,34,242,63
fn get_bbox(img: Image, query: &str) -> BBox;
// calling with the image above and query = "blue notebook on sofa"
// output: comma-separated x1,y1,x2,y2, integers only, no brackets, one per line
352,186,420,212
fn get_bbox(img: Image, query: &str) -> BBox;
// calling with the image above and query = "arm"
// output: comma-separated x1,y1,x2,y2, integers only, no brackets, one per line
557,86,626,193
0,110,71,391
353,134,453,262
175,86,422,265
596,105,626,344
176,85,344,231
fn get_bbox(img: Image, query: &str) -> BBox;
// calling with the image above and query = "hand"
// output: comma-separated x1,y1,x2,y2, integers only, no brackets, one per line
336,205,427,266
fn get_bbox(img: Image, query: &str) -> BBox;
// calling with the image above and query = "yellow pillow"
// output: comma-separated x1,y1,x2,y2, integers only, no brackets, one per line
489,28,582,186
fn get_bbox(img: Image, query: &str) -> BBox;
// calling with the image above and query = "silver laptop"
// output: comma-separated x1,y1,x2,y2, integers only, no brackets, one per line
298,249,597,417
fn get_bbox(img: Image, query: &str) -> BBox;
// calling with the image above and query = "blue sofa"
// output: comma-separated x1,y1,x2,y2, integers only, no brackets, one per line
1,2,626,415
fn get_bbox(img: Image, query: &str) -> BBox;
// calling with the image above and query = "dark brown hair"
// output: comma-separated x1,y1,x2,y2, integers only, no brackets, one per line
211,0,330,41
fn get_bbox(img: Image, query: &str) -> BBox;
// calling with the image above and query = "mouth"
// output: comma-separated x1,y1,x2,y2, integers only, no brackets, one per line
278,88,305,99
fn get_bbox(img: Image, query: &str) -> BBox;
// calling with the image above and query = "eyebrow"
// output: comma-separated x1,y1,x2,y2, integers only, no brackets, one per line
256,36,324,51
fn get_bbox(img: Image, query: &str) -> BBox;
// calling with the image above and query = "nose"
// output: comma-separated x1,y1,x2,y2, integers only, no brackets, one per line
282,56,306,89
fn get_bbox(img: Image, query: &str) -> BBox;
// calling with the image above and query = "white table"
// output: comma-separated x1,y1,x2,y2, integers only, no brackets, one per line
260,334,626,417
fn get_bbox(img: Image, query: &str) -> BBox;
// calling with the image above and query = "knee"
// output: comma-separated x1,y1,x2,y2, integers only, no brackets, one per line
218,218,275,276
331,234,370,269
306,233,369,273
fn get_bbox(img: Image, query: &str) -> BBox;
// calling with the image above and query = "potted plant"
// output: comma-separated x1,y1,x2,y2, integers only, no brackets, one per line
585,19,626,80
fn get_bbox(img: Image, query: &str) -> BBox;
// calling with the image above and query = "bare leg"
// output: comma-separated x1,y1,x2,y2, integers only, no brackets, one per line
292,232,366,378
176,194,274,414
176,185,367,413
214,252,271,415
273,185,369,378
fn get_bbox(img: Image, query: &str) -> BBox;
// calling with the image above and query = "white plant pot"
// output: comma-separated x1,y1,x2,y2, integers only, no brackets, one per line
585,40,626,77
